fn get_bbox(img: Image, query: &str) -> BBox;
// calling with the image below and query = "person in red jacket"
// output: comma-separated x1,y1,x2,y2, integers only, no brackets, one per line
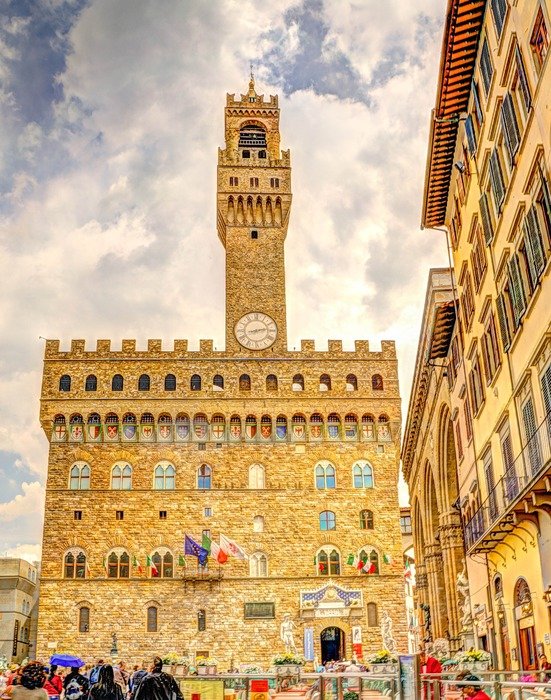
43,666,62,700
420,648,442,699
461,675,491,699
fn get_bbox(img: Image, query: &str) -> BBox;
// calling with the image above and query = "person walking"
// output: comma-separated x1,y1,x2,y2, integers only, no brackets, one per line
133,658,183,700
43,667,62,700
9,663,47,700
89,666,124,700
63,666,89,700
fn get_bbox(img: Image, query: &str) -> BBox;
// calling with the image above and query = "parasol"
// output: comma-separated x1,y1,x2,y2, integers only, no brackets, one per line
49,654,85,667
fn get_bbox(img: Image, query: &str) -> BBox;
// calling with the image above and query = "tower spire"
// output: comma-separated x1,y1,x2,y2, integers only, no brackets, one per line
248,62,255,94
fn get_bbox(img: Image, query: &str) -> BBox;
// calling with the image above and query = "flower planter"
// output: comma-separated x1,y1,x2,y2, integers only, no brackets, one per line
370,663,397,674
208,666,217,675
274,664,302,676
197,666,208,676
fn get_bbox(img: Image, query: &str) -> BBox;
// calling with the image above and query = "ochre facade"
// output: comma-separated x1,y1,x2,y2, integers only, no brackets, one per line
37,79,406,667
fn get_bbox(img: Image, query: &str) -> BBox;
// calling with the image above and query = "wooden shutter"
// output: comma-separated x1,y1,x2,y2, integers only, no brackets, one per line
508,254,526,324
147,606,158,632
481,333,491,385
79,607,90,633
515,46,532,111
501,93,521,163
479,192,494,244
483,450,497,519
480,39,494,95
540,172,551,228
496,293,511,351
465,114,477,155
542,363,551,416
489,149,506,211
522,397,541,476
472,79,484,124
523,205,545,286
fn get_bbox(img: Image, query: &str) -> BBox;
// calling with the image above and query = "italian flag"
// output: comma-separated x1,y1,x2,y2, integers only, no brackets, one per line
133,556,143,574
146,555,158,576
347,554,359,567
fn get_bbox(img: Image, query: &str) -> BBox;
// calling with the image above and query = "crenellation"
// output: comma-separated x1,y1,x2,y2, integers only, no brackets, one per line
147,339,162,352
96,339,111,354
70,339,86,354
200,339,214,353
122,339,136,353
173,339,188,354
328,340,343,353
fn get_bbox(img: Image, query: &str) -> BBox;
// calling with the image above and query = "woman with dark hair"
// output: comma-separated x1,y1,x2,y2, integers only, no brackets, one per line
10,663,47,700
133,658,183,700
89,666,124,700
43,666,62,700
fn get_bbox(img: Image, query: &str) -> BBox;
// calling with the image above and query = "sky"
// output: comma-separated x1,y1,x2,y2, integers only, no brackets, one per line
0,0,448,563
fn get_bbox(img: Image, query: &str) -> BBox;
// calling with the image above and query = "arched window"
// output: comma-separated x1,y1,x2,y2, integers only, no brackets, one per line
249,552,268,577
164,374,176,391
64,550,86,578
122,412,136,423
78,606,90,633
239,374,251,391
112,374,123,391
147,606,158,632
140,412,154,423
70,413,83,424
87,412,100,424
360,509,374,529
319,511,336,531
319,374,331,391
138,374,150,391
191,374,201,391
249,464,265,489
198,464,212,489
107,550,130,579
353,461,374,488
367,603,378,627
494,574,503,598
213,374,224,390
315,460,336,489
70,462,90,490
111,463,132,490
59,375,71,392
253,515,264,532
151,550,173,578
292,374,304,391
317,546,340,576
154,462,175,490
266,374,278,391
346,374,358,391
372,374,384,390
358,547,379,574
85,375,97,391
514,577,531,606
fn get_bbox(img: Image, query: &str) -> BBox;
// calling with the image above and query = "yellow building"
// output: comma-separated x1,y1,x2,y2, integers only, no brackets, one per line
36,78,407,667
421,0,551,671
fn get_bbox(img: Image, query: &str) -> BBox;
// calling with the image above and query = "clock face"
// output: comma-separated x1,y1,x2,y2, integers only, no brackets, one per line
235,312,278,350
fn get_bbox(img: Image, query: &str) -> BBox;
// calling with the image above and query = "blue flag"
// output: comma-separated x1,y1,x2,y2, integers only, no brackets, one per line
184,535,208,566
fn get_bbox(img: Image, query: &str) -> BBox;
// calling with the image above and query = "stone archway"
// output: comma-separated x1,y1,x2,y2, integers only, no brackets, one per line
320,626,345,663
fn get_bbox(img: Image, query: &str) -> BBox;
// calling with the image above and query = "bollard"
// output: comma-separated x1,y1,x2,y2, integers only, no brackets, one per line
191,694,201,700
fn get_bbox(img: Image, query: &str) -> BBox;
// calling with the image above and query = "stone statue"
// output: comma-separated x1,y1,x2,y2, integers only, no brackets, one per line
420,603,432,642
280,613,297,653
456,561,472,629
380,610,397,654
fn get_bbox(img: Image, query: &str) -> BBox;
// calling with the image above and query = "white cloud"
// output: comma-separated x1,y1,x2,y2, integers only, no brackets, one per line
4,543,42,565
0,482,45,522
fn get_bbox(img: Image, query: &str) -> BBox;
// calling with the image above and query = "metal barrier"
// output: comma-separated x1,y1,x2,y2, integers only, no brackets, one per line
422,672,551,699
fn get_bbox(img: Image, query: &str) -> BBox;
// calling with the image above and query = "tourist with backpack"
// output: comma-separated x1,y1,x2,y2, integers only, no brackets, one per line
63,667,89,700
88,662,104,687
88,666,123,700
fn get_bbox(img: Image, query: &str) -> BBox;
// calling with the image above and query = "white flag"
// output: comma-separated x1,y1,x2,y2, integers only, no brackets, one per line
220,533,248,560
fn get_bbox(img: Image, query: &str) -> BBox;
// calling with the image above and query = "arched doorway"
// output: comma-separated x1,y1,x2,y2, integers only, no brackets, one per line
321,626,345,663
514,578,537,670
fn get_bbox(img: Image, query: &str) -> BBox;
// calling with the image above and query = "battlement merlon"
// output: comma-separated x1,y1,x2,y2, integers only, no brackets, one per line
43,339,397,360
226,93,279,108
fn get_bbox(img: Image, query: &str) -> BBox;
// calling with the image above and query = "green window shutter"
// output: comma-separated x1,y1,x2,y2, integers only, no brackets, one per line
496,293,511,351
472,79,484,124
540,172,551,228
501,93,520,164
508,254,526,324
523,205,545,285
479,192,494,244
480,39,494,95
489,149,506,211
515,46,532,111
541,363,551,416
465,114,477,155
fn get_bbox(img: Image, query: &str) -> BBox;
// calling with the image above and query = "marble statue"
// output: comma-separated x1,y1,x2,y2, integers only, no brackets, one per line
280,613,298,653
380,610,397,654
457,560,472,629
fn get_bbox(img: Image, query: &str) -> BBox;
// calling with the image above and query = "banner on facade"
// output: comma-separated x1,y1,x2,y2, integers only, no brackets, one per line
303,627,314,661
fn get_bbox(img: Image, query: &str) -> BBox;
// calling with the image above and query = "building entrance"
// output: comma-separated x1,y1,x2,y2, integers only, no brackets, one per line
321,627,345,663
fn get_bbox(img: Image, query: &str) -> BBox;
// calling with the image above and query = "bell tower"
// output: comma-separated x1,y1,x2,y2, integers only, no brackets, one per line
217,76,291,354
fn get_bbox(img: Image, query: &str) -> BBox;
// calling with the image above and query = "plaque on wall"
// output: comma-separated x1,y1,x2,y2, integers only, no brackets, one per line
244,602,275,619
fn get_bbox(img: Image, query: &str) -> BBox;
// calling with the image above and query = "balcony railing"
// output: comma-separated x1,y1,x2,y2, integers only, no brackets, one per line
465,409,551,551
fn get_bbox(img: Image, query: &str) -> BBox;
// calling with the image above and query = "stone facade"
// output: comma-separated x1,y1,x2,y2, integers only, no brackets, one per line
36,79,406,667
0,558,39,663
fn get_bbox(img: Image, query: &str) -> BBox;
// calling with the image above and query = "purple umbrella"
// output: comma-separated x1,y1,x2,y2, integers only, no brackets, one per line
50,654,85,667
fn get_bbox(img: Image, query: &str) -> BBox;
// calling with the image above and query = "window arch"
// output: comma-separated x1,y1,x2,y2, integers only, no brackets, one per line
315,461,336,489
319,510,336,531
249,552,268,577
360,509,374,529
59,375,71,392
372,374,384,390
107,549,130,579
249,463,265,489
353,460,374,488
213,374,224,391
198,464,212,489
112,374,124,391
494,574,503,598
122,412,136,423
70,462,90,490
346,374,358,391
147,606,158,632
514,577,531,605
164,374,176,391
154,462,175,490
138,374,150,391
358,547,379,574
292,374,304,391
191,374,201,391
266,374,278,391
317,546,340,576
85,375,97,391
111,463,132,490
150,550,173,578
367,602,378,627
64,550,86,578
253,515,264,532
319,374,331,391
239,374,251,391
78,606,90,633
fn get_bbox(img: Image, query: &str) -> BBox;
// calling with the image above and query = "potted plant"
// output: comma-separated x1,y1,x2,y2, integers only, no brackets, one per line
196,656,210,676
368,650,397,674
455,649,492,672
162,653,180,674
272,653,304,676
207,658,218,675
343,692,359,700
176,656,189,676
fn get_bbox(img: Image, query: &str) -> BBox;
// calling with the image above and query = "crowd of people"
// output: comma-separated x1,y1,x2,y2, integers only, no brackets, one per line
0,658,182,700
